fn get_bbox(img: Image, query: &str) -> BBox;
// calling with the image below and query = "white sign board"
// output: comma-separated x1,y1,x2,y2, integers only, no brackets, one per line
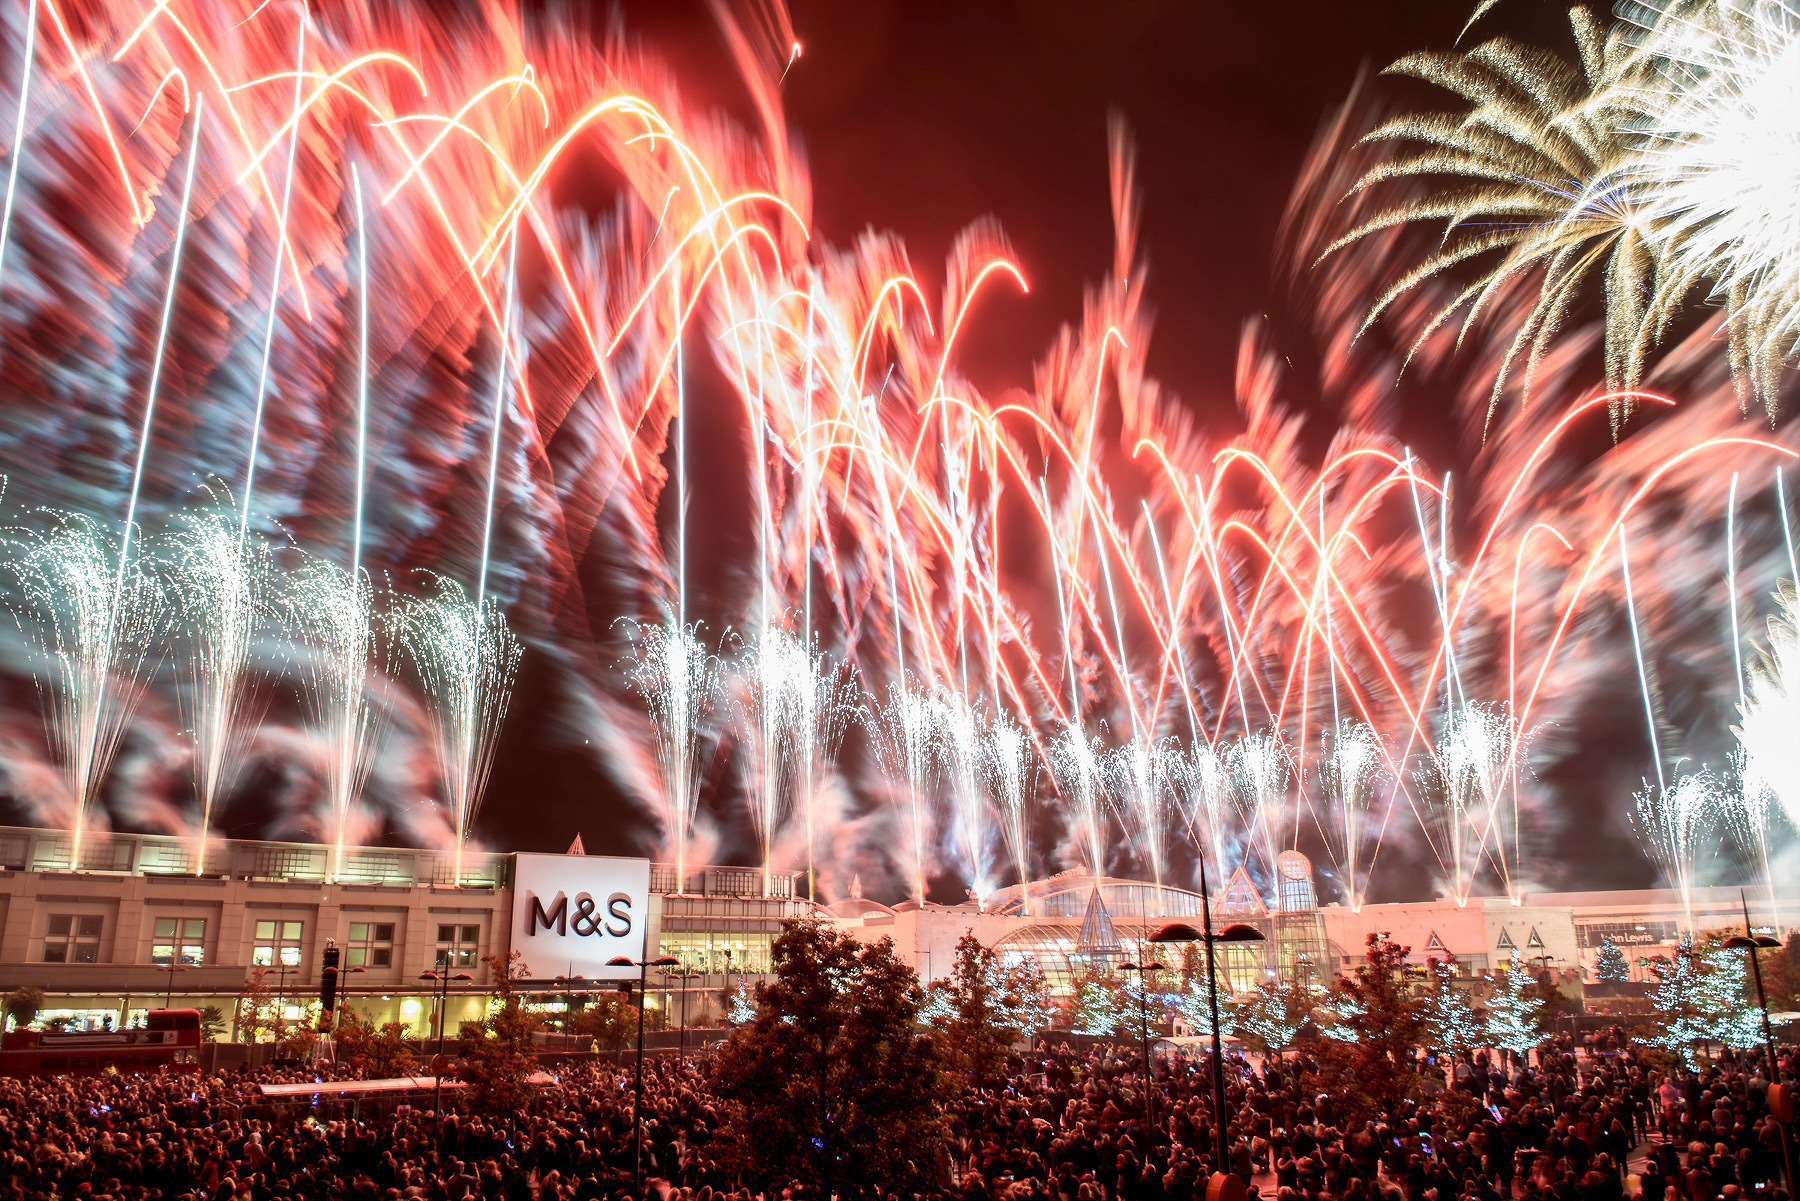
510,853,652,980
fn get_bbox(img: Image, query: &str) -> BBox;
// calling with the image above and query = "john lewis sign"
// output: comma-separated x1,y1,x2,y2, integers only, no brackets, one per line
510,852,652,979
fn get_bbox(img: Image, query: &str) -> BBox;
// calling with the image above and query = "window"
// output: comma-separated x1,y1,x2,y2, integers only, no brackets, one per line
152,917,206,965
346,922,395,968
44,914,102,963
435,923,480,968
252,919,305,968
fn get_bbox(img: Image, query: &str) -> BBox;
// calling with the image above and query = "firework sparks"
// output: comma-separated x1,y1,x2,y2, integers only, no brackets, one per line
391,574,523,885
161,501,277,873
623,617,724,888
1632,762,1725,930
1319,719,1385,911
3,512,169,865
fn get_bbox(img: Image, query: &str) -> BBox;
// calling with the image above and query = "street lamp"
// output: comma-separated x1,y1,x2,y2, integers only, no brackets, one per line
553,973,595,1039
1150,885,1266,1201
1727,891,1793,1198
1118,960,1167,1137
658,964,698,1059
610,953,679,1198
419,957,474,1138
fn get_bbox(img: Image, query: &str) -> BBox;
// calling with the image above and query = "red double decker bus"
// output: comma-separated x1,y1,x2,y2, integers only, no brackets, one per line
0,1008,202,1076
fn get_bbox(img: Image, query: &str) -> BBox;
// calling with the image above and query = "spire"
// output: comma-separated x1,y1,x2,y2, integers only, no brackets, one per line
1221,867,1268,917
1076,887,1122,958
566,833,587,856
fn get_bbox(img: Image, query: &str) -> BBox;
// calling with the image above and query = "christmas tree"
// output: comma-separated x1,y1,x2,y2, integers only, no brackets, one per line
996,958,1054,1038
1483,952,1544,1057
1072,969,1127,1036
727,980,757,1027
1315,986,1363,1042
1594,939,1631,983
1422,959,1482,1055
1638,938,1762,1067
1168,978,1236,1038
1231,980,1312,1053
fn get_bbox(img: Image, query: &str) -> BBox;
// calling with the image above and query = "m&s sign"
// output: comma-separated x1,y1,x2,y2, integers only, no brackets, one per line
510,853,651,979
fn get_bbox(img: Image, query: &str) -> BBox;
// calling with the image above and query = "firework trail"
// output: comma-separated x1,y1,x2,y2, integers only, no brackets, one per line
1318,719,1385,912
780,630,859,903
621,617,724,887
284,553,381,882
983,710,1033,913
1433,701,1520,904
1105,734,1169,907
1632,762,1724,930
1051,722,1107,887
1173,742,1235,896
0,0,1793,907
1230,732,1291,894
160,499,277,873
1737,584,1800,849
874,679,938,904
391,574,523,885
3,511,168,863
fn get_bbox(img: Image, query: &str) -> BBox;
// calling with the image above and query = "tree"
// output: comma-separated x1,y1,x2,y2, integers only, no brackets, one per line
3,986,44,1030
1637,938,1763,1070
198,1005,228,1043
1768,930,1800,1008
458,951,541,1112
335,1009,416,1075
1421,959,1481,1056
1594,938,1631,983
1169,979,1236,1038
1321,933,1425,1113
996,958,1053,1039
569,993,639,1053
235,968,277,1044
726,979,757,1026
1071,967,1127,1036
1231,980,1314,1054
933,933,1015,1092
712,918,944,1197
1484,953,1545,1059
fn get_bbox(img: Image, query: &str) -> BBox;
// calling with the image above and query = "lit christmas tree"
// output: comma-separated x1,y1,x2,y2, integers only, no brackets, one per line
1483,952,1545,1058
996,958,1054,1038
1422,959,1481,1055
1231,981,1312,1053
727,979,757,1027
1073,970,1127,1036
1594,939,1631,984
1315,986,1363,1043
1168,979,1237,1038
917,981,956,1028
1638,938,1762,1068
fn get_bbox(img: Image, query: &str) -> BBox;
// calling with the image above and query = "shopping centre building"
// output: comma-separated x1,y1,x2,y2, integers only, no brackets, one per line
0,823,1789,1036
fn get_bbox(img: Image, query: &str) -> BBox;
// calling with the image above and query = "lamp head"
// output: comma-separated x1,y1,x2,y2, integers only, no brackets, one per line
1148,922,1204,945
1216,923,1265,944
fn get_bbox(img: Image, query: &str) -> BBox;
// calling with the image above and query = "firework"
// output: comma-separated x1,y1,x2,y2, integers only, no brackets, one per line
1328,6,1658,420
1173,742,1236,896
1319,720,1385,911
1628,0,1800,410
161,501,277,873
622,618,724,888
284,554,382,883
1632,762,1724,930
937,689,991,905
3,512,169,866
984,711,1033,914
1105,734,1169,907
874,680,939,905
391,574,523,885
1051,723,1108,886
1737,584,1800,839
1230,732,1291,893
769,626,859,902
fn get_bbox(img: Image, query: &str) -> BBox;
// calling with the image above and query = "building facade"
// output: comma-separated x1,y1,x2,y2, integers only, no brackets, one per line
0,826,807,1036
2,826,1789,1037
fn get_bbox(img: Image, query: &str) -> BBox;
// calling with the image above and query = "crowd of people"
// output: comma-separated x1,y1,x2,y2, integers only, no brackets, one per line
0,1032,1792,1201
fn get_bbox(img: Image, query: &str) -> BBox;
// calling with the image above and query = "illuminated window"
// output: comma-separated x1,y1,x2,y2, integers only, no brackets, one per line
44,914,102,963
346,922,395,968
252,919,304,968
152,917,206,965
434,924,480,968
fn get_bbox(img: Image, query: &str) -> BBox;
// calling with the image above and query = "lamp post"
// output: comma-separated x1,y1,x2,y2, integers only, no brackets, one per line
419,957,474,1141
162,957,191,1008
553,972,594,1039
610,953,679,1198
658,965,697,1059
1726,891,1793,1199
1149,848,1267,1201
1119,960,1167,1138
